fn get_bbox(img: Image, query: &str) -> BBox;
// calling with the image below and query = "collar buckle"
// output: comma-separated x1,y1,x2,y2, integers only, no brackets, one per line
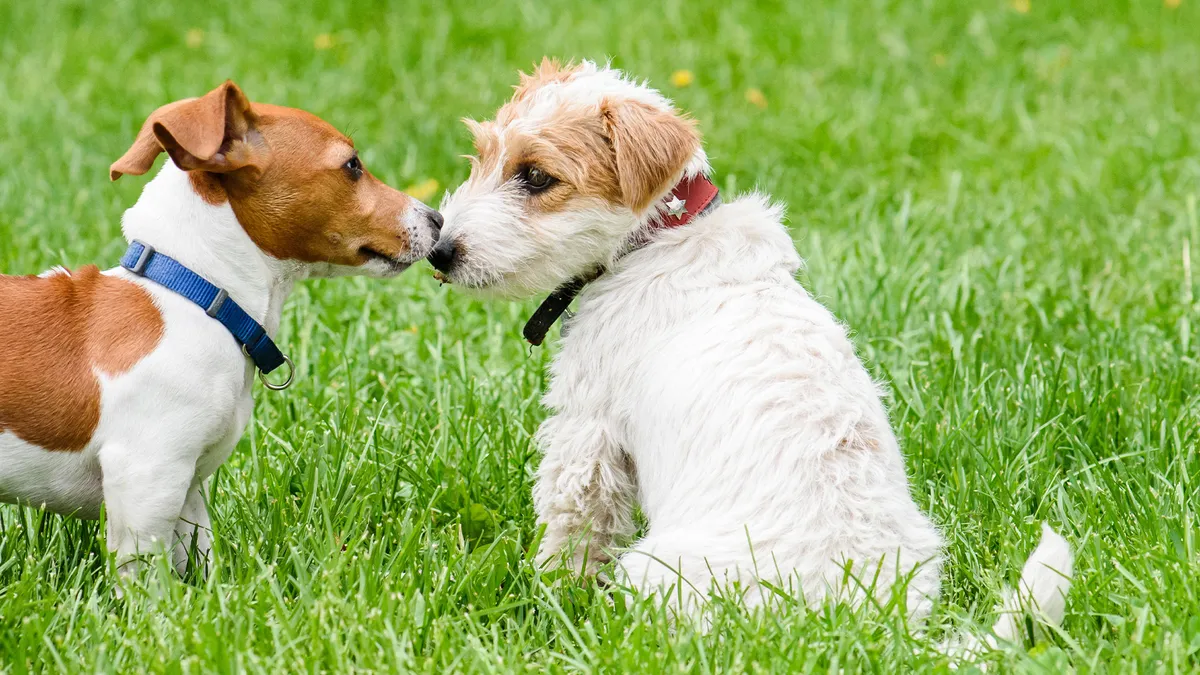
206,289,229,318
123,240,156,276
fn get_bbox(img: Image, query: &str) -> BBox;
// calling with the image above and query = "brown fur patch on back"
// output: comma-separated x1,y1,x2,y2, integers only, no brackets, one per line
0,268,165,451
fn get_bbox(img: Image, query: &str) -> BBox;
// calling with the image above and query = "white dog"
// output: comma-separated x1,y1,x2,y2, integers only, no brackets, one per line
431,60,1072,640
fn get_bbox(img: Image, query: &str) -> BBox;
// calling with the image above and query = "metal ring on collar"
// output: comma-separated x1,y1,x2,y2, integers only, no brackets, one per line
242,346,296,391
259,354,295,391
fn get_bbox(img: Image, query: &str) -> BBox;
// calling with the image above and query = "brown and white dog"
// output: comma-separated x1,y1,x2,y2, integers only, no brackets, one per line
0,81,441,578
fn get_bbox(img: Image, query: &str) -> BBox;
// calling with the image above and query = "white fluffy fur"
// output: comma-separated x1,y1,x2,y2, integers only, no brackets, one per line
0,161,437,579
438,61,1073,643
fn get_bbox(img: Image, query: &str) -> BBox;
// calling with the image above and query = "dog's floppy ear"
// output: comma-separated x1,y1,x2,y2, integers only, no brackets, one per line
600,98,700,213
110,80,258,181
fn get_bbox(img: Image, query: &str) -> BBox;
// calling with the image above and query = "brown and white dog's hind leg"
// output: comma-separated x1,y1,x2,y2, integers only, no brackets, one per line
533,415,637,575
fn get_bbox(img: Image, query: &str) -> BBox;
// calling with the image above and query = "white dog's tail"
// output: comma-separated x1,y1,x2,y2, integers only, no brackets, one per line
990,523,1073,642
949,523,1073,657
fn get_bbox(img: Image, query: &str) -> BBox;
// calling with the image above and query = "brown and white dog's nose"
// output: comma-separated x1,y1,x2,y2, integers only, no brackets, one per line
427,238,457,273
427,210,444,234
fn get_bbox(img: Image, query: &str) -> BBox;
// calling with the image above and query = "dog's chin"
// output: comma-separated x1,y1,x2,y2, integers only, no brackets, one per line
361,246,427,278
435,264,567,300
309,256,412,279
434,269,518,298
367,260,412,278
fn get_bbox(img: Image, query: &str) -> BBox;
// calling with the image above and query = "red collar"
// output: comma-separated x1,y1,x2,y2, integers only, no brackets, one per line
650,174,721,228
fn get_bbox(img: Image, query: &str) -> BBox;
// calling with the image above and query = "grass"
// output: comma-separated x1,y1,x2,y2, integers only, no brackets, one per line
1,0,1199,671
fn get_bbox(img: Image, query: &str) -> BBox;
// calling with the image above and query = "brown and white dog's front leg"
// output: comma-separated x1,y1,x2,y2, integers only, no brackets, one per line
99,441,199,580
533,415,637,575
173,480,212,577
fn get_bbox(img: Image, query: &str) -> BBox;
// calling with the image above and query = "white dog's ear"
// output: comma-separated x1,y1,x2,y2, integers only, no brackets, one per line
600,99,700,212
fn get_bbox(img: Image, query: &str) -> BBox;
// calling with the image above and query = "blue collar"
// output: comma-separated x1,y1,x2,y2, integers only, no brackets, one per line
120,240,293,388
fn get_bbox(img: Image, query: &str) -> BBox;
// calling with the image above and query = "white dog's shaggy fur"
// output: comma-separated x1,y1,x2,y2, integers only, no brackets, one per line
432,60,1072,640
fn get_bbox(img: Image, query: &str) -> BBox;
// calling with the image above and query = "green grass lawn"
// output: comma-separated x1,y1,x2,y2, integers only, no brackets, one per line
2,0,1199,671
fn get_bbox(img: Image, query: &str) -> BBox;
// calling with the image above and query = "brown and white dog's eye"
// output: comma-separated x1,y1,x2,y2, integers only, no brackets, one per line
344,154,364,181
518,166,558,194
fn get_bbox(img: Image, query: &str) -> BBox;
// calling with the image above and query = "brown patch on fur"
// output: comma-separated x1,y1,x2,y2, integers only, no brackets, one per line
466,68,700,216
499,108,625,216
499,59,584,127
512,58,580,103
540,110,623,203
463,119,501,175
464,119,504,178
0,268,165,452
111,82,418,268
221,105,413,265
600,98,700,212
188,172,228,206
110,82,255,180
462,105,626,218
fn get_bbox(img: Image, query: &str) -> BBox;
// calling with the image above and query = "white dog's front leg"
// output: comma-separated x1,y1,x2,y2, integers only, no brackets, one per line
534,415,636,575
99,442,197,579
173,479,212,577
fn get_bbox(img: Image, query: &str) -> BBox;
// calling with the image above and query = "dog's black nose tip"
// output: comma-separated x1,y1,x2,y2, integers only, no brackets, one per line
427,240,456,273
427,210,444,232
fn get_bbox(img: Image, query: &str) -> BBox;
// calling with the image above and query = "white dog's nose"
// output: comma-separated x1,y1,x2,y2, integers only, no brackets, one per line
427,237,457,273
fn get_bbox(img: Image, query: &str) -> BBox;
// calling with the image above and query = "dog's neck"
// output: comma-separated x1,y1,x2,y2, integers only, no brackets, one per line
624,152,712,241
524,160,720,346
120,162,303,336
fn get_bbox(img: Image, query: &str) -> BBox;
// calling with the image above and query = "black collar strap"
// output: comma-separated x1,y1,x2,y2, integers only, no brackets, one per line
522,268,604,346
522,176,721,346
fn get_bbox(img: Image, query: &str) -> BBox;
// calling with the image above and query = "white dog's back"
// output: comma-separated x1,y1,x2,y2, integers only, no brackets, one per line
550,194,945,613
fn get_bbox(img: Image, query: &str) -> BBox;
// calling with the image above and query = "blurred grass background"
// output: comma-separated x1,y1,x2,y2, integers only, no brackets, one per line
1,0,1199,671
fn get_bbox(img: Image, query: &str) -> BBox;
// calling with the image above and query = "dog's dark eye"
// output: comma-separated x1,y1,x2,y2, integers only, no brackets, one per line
344,155,364,180
519,166,558,193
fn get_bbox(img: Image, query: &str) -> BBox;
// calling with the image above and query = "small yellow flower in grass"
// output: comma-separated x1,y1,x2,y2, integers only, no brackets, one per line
745,88,768,109
933,52,947,67
405,178,440,202
314,33,334,50
1165,0,1181,8
185,29,204,49
1011,0,1030,13
670,70,694,88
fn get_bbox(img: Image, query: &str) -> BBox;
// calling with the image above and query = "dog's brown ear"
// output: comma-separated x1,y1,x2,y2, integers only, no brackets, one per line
601,98,700,213
110,80,257,181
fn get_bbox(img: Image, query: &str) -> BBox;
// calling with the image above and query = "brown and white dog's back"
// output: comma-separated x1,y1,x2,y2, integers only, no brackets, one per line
0,267,163,514
0,81,441,578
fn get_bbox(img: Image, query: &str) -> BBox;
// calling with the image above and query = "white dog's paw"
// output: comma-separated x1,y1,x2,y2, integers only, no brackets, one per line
536,535,611,577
